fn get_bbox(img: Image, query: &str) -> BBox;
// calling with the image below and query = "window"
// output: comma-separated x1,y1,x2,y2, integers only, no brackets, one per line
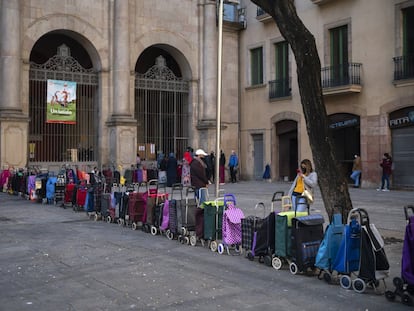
330,25,349,85
250,47,263,85
271,41,290,98
394,4,414,80
403,7,414,56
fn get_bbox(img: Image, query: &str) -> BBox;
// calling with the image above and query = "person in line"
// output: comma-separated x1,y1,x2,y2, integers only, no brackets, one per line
228,150,238,183
181,147,193,186
209,151,215,183
190,149,209,205
219,150,226,184
166,152,178,187
288,159,318,212
350,154,362,188
136,153,141,169
377,152,393,191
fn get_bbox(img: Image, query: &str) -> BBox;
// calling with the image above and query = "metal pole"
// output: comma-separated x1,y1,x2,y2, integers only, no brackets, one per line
215,0,223,198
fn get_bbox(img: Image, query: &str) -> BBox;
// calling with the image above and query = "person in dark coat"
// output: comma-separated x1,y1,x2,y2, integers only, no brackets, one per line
166,152,178,187
190,149,209,204
377,152,393,191
219,150,226,184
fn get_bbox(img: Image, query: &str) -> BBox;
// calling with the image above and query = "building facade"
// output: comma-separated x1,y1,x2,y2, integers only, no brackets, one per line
239,0,414,188
0,0,242,173
1,0,413,188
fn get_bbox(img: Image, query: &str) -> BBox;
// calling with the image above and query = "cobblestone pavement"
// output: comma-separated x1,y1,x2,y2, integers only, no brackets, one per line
0,181,412,310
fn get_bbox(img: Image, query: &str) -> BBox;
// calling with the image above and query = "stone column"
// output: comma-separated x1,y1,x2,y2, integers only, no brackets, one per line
0,0,29,168
202,0,218,122
107,0,137,170
112,0,131,117
0,0,22,114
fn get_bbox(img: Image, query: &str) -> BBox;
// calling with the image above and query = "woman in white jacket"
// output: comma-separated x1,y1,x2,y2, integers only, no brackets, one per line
288,159,318,212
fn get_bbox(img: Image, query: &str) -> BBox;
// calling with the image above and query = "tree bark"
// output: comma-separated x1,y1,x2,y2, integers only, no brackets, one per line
251,0,353,221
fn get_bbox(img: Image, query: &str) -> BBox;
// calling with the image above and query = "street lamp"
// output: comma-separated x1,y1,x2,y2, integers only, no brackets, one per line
215,0,224,198
215,0,240,198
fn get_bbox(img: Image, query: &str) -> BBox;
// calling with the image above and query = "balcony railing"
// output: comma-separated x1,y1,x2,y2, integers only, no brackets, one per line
393,55,414,81
321,62,362,88
269,78,291,99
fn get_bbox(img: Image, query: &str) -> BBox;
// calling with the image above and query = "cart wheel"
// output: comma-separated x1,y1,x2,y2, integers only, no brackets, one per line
402,293,413,306
94,214,99,221
352,278,366,293
393,277,404,290
184,236,190,245
323,272,332,284
272,257,282,270
190,235,197,246
247,251,254,261
117,219,123,226
181,227,187,236
210,240,218,252
385,291,396,302
178,235,183,243
289,262,298,275
217,243,225,255
234,244,241,253
151,226,158,236
264,255,272,267
340,275,352,290
132,222,137,230
166,230,174,240
200,239,205,247
106,216,112,223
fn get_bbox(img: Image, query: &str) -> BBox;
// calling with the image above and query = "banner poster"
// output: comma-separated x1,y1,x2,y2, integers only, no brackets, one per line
46,79,77,124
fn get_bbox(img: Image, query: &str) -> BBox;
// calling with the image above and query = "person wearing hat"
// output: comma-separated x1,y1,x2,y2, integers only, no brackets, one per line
190,149,209,204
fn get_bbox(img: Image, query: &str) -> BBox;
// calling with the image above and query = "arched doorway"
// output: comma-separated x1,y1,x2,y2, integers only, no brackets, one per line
276,120,298,181
328,113,360,181
134,47,190,161
29,32,99,168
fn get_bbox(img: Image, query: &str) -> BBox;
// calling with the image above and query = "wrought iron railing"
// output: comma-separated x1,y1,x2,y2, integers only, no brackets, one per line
393,55,414,81
321,62,362,88
269,78,291,99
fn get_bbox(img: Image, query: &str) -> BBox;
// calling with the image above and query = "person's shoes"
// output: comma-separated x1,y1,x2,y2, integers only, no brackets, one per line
382,188,390,192
353,185,359,188
376,188,382,191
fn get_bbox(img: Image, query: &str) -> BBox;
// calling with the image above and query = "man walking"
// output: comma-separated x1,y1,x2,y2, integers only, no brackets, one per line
228,150,238,183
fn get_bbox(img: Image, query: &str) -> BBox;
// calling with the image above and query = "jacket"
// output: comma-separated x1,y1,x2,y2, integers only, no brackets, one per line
288,171,318,204
190,157,209,189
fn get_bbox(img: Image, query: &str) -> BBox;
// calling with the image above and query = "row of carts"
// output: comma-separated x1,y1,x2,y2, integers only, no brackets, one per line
4,170,414,306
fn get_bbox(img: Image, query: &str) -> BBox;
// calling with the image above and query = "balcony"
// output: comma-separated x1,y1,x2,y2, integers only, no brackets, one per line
256,7,272,23
393,55,414,87
321,62,362,95
269,79,291,100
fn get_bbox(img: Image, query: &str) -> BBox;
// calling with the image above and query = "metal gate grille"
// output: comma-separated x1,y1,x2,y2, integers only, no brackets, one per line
29,44,99,164
135,56,189,159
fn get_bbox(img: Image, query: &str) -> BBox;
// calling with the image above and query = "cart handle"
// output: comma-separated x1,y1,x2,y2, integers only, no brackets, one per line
404,205,414,223
347,207,369,226
254,202,266,218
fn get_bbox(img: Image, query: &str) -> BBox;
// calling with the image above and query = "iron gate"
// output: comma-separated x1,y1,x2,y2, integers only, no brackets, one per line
29,44,99,166
135,56,190,160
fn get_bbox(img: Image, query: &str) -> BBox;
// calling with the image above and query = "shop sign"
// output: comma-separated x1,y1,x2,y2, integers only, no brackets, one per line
389,107,414,129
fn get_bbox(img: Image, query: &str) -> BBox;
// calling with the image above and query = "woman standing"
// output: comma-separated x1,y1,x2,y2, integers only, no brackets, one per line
288,159,318,212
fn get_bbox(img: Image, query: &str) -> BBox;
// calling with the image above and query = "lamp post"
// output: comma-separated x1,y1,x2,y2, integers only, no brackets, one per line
215,0,224,198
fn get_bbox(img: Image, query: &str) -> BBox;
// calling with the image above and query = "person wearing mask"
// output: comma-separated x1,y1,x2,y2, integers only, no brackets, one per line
288,159,318,212
228,150,239,183
190,149,209,204
350,154,362,188
377,153,393,191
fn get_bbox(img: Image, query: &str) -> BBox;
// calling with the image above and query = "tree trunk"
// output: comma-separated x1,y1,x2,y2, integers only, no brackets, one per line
250,0,353,221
